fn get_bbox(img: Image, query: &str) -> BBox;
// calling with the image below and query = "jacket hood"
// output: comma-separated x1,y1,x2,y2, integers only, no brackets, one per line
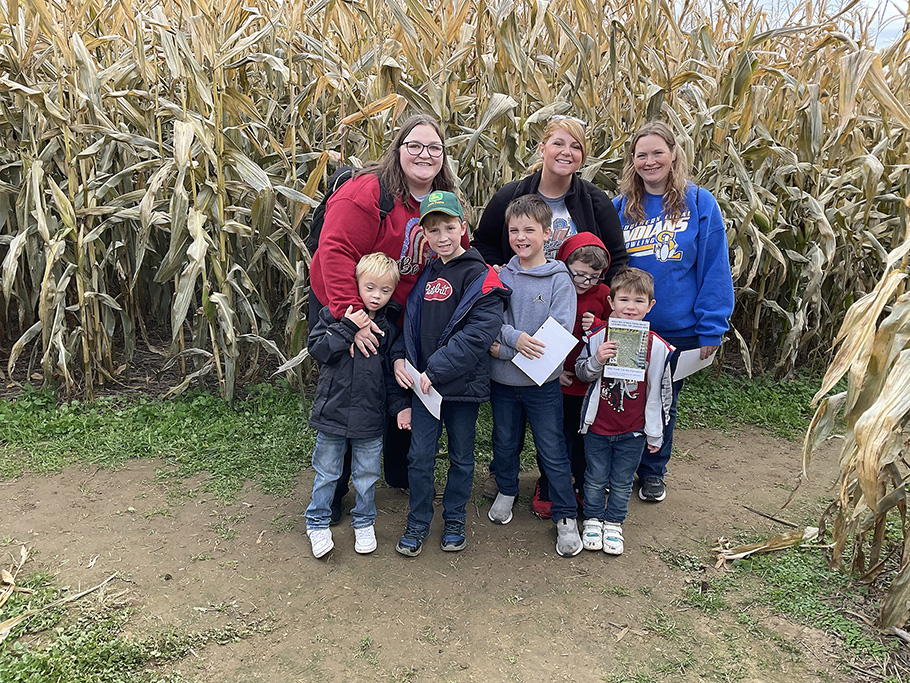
504,255,570,278
556,232,611,273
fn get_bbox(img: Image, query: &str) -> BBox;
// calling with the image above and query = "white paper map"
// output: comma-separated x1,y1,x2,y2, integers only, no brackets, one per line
511,316,579,386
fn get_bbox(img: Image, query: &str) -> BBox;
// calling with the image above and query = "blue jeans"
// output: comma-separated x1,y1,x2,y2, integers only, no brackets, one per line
490,380,577,521
305,431,382,530
406,398,479,530
583,431,646,524
637,335,696,481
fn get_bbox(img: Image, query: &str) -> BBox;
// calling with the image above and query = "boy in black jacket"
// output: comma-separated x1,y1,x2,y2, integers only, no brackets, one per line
394,192,510,556
305,253,411,559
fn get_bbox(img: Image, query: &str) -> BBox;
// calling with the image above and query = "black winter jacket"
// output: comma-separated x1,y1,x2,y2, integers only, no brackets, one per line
402,250,510,403
308,303,409,438
471,171,629,283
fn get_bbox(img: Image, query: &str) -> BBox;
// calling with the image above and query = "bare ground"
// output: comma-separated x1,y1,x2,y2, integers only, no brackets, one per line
2,426,851,682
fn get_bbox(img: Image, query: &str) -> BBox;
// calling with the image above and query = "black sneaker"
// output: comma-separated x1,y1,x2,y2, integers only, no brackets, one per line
638,476,666,502
440,520,466,552
396,524,430,557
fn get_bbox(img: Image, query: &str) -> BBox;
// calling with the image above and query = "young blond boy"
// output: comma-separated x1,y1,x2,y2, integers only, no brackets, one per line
574,268,673,555
487,194,583,557
305,253,411,558
394,191,508,556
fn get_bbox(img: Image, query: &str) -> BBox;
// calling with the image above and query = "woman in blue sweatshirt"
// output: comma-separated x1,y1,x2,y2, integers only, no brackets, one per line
613,121,734,503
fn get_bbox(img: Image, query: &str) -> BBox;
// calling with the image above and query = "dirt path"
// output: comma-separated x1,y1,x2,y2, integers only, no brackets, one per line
2,426,845,682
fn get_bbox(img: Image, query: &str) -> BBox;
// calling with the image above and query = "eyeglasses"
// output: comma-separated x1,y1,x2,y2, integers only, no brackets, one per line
548,114,587,128
568,268,604,285
401,141,445,158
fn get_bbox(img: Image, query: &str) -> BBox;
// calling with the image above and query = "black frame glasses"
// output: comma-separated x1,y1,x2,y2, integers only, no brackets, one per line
400,141,445,158
568,268,604,285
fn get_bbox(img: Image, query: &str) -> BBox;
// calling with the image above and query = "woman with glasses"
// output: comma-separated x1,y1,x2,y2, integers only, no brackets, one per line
472,115,629,512
309,114,463,513
614,121,733,504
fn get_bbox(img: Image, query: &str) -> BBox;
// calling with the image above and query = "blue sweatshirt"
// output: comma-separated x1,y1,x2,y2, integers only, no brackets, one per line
491,256,576,386
613,184,734,346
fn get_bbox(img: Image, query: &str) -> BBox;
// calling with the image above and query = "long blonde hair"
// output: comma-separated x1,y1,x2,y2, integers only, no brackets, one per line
529,118,588,174
619,121,689,223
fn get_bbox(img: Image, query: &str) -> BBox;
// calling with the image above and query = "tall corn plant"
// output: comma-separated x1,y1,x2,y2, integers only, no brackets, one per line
802,217,910,628
0,0,908,399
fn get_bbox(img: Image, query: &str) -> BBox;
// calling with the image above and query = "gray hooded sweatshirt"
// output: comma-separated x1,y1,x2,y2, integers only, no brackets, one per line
491,256,577,386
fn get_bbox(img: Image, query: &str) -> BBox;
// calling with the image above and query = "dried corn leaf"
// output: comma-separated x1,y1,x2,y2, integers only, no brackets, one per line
715,527,819,568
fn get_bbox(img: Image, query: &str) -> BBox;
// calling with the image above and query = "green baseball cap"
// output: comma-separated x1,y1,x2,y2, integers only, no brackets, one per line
419,191,464,225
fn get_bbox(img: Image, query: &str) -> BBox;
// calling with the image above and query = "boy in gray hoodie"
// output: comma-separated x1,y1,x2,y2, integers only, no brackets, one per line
487,195,582,557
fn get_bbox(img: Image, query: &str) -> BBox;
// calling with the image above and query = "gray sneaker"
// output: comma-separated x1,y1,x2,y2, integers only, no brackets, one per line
488,493,515,525
555,518,582,557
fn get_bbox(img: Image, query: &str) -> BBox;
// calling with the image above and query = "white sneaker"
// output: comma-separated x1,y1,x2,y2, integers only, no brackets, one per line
582,519,603,551
555,518,582,557
307,527,334,558
603,523,624,555
488,493,515,525
354,525,377,554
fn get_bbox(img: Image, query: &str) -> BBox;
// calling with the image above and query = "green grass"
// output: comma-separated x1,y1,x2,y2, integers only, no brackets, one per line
0,383,313,498
676,370,836,439
0,568,276,683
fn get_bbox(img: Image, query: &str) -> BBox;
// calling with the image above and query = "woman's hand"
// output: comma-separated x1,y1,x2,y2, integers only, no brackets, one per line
700,344,719,361
516,332,545,359
595,340,617,363
343,305,371,329
647,443,660,453
352,321,383,357
489,341,501,358
397,408,412,430
558,370,574,387
394,359,412,388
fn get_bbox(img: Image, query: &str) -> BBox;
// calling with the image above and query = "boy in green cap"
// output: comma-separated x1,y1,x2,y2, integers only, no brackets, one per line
393,191,510,556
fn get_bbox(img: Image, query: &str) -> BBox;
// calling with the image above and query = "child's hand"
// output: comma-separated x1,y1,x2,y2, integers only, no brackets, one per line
516,332,545,359
581,312,595,332
394,359,412,389
558,370,575,387
595,340,617,363
344,305,371,330
419,372,433,395
489,341,501,358
647,443,660,453
397,408,412,430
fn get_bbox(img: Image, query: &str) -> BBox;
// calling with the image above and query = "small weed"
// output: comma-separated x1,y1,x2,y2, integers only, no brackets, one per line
602,584,630,597
209,521,237,541
677,584,726,612
604,669,656,683
643,608,679,639
656,547,704,572
638,586,652,596
418,625,439,645
270,515,295,534
142,507,173,520
190,553,213,562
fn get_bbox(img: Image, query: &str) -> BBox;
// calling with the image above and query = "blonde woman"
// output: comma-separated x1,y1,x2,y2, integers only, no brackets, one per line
614,121,734,503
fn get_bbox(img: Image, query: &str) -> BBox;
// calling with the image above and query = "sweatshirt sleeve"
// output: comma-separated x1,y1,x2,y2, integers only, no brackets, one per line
307,308,360,366
551,268,577,334
382,325,411,417
644,336,673,448
591,186,629,284
692,188,735,347
575,332,606,383
310,176,385,319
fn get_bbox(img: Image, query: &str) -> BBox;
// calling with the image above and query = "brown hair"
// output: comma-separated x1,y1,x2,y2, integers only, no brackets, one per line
609,267,654,300
529,118,588,173
420,212,463,231
505,194,552,229
619,121,689,224
355,114,458,207
566,245,609,273
355,252,401,285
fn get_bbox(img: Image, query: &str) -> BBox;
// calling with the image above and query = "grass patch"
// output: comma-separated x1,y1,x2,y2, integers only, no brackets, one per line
677,370,838,439
0,383,313,499
735,547,896,660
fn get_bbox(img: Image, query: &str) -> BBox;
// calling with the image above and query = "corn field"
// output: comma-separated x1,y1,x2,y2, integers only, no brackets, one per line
0,0,907,400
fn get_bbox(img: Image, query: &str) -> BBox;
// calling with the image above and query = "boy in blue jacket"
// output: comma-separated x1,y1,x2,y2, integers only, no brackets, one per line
305,253,411,558
394,191,510,556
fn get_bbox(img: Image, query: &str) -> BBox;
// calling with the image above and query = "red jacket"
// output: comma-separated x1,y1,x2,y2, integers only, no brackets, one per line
556,233,612,396
310,174,469,318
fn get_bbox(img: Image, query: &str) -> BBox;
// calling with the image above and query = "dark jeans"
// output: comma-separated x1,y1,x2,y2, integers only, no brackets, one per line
583,430,646,524
490,380,576,522
636,335,697,481
406,398,478,530
307,287,410,502
538,393,586,501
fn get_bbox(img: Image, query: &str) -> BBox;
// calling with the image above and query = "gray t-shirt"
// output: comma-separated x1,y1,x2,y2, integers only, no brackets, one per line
538,191,577,259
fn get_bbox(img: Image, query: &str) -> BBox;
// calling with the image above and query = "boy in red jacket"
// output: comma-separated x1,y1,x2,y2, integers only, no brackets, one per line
530,233,612,518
